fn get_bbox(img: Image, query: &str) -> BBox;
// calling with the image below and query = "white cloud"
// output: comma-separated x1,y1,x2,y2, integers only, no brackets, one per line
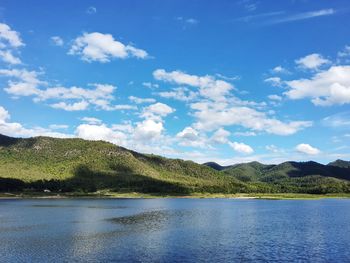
142,82,159,89
86,6,97,14
215,73,240,81
264,77,282,87
269,8,335,24
157,87,197,101
0,106,10,121
295,143,320,155
0,23,24,48
272,65,289,74
51,36,64,46
111,104,137,110
75,124,126,145
51,101,89,111
191,103,312,135
69,32,148,62
266,144,282,153
81,117,102,125
338,45,350,58
154,68,311,136
295,53,330,70
0,50,21,64
285,65,350,106
0,23,23,65
134,119,164,141
153,69,234,101
176,127,199,141
0,69,131,111
141,102,175,120
229,141,254,154
322,112,350,128
0,106,71,138
128,96,156,104
268,94,282,101
210,128,230,144
234,131,256,136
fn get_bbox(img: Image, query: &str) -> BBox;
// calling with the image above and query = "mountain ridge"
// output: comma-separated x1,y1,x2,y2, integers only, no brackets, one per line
0,134,349,194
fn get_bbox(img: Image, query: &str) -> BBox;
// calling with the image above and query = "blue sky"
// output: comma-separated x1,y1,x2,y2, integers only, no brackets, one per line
0,0,350,164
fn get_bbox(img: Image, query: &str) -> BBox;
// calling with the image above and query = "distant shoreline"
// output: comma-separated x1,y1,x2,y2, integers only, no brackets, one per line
1,192,350,200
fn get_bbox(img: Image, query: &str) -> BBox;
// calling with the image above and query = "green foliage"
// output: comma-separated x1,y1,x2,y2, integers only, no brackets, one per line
1,134,349,194
0,134,246,194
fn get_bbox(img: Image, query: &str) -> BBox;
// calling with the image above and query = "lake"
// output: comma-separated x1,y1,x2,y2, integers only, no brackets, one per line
1,198,350,262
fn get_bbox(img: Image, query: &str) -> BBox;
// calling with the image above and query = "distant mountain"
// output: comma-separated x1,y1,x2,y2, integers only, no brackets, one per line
203,162,229,171
328,159,350,169
0,133,350,194
204,159,350,194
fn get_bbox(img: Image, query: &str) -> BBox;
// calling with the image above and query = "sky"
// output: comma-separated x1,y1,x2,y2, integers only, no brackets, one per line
0,0,350,165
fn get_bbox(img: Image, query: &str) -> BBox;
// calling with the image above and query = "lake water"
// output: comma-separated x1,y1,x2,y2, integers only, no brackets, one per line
1,198,350,262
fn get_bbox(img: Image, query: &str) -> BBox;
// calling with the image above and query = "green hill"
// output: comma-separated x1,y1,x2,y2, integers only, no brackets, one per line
0,134,350,195
0,134,246,194
206,160,350,194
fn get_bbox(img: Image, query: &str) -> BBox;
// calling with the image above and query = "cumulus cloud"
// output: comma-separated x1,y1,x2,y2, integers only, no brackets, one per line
284,65,350,106
76,123,126,144
69,32,148,62
210,128,230,144
51,101,89,111
0,23,24,65
140,102,175,120
295,53,330,70
0,23,24,48
176,127,208,148
0,106,71,138
51,36,64,46
134,119,164,141
154,69,311,136
157,87,197,101
229,141,254,154
0,50,21,64
191,103,311,135
153,69,233,101
295,143,320,155
0,69,135,111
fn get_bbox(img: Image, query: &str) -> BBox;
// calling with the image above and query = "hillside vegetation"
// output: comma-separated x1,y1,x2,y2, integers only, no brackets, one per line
0,134,246,194
0,134,349,195
205,160,350,194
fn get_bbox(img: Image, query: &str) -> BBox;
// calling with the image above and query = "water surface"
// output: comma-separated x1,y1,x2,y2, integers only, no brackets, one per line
1,198,350,262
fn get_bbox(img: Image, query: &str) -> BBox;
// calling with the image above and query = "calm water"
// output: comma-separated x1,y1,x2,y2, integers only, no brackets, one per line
1,198,350,262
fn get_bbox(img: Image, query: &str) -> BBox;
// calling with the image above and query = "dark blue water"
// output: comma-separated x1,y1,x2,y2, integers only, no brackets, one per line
1,198,350,262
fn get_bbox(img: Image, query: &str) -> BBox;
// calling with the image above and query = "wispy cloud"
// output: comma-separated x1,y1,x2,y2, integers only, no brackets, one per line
268,8,335,24
236,11,285,22
236,8,336,25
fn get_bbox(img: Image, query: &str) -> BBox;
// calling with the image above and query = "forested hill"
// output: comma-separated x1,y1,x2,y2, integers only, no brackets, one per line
0,134,350,194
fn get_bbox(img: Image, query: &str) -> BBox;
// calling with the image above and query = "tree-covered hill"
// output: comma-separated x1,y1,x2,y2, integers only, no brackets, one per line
206,160,350,194
0,134,349,195
0,134,246,194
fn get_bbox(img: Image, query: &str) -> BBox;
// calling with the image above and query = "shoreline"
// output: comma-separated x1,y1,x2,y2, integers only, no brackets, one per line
1,192,350,200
